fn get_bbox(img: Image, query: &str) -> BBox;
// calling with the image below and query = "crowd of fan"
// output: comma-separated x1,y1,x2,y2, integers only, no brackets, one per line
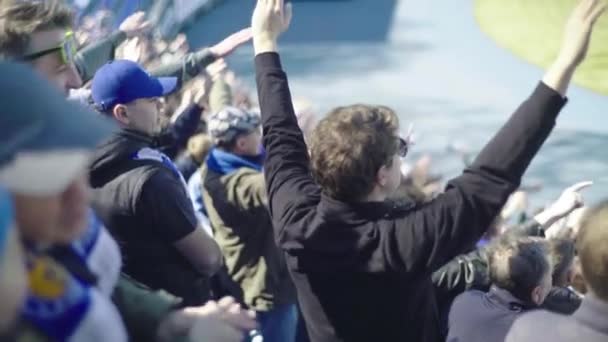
0,0,607,341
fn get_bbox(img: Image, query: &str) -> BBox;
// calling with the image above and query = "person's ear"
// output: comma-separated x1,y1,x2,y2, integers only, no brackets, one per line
112,104,129,125
377,165,389,187
531,286,543,306
234,136,245,151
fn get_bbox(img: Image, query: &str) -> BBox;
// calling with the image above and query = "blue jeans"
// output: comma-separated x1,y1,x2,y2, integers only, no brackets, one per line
250,303,298,342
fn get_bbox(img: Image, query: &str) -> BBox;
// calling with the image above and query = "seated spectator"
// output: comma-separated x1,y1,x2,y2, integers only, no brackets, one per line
249,0,602,340
507,200,608,342
446,236,552,342
202,106,297,342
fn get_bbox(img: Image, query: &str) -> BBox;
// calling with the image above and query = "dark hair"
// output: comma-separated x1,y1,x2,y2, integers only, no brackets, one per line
0,0,73,59
548,237,576,287
577,200,608,301
309,104,399,201
489,236,551,302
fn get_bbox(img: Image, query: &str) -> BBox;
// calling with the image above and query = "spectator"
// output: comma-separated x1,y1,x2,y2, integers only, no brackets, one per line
89,59,223,305
446,236,552,342
0,0,251,96
202,106,298,342
434,180,592,336
0,2,257,340
0,62,127,342
250,0,601,340
507,199,608,342
0,0,83,93
0,59,257,342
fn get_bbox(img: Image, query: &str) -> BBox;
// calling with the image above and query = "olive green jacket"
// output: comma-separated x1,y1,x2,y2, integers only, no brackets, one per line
201,166,295,312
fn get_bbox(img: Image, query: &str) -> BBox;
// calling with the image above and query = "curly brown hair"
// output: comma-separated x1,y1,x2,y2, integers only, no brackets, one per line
0,0,73,59
309,104,399,201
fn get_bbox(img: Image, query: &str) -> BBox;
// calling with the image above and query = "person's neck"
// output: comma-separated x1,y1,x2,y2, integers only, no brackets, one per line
361,188,388,203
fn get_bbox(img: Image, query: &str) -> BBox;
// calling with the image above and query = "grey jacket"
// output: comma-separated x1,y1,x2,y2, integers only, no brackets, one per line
506,294,608,342
447,286,536,342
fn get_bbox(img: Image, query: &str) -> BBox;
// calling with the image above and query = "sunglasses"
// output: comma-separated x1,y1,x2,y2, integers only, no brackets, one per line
397,123,414,158
21,31,77,65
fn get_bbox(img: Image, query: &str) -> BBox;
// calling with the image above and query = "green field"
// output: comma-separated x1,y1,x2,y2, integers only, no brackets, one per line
475,0,608,95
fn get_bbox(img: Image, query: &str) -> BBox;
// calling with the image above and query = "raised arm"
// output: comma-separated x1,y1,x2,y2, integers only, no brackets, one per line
379,0,604,274
252,0,320,234
76,12,151,83
150,29,252,86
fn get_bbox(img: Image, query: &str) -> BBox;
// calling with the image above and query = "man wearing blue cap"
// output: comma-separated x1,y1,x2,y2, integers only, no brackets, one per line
89,59,223,306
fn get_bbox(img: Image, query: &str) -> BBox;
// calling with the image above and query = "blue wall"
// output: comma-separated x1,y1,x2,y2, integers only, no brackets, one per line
185,0,397,47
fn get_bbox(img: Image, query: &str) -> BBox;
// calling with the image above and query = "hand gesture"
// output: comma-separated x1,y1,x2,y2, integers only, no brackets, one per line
186,297,257,342
548,181,592,218
209,28,253,58
120,37,143,62
119,11,152,39
252,0,293,53
556,0,606,69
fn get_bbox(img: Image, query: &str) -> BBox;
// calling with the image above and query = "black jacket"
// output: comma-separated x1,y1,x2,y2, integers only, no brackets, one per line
254,52,566,342
89,129,210,306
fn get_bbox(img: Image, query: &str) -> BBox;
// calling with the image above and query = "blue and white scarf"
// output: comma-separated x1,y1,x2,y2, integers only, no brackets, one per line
71,211,121,296
205,148,264,175
23,253,127,342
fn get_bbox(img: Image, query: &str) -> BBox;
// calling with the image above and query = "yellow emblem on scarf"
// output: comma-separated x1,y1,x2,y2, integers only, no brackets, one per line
28,256,68,299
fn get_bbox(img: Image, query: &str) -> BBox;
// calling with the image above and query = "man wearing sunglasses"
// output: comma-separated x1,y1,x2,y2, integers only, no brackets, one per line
0,1,252,96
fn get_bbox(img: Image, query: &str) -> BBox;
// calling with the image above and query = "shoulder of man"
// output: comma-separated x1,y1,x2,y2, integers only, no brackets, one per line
506,309,568,341
223,168,266,206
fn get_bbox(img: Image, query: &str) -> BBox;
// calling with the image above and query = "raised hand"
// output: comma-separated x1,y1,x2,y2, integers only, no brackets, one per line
209,28,253,58
556,0,606,69
536,181,593,234
119,11,152,39
158,297,257,342
186,297,257,342
252,0,293,54
549,181,592,218
543,0,606,95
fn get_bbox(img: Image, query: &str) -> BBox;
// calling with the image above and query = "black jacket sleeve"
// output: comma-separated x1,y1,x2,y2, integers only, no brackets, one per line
255,53,319,241
255,52,567,274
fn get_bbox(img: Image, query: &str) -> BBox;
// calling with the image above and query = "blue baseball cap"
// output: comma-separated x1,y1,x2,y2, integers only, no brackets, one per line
91,60,178,112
